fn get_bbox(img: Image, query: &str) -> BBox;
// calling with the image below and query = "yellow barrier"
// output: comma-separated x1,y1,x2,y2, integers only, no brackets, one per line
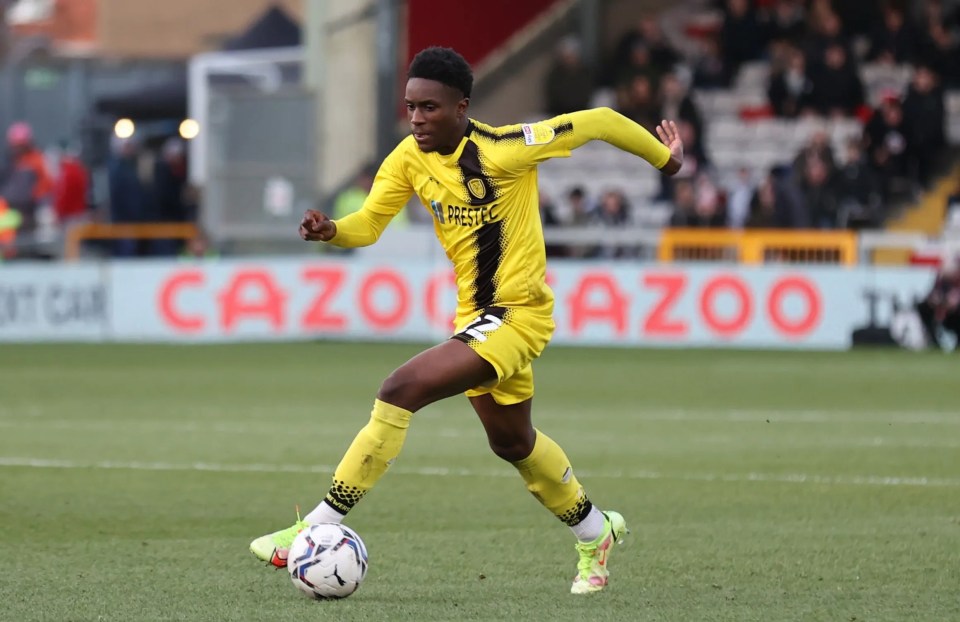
659,229,858,266
65,222,199,260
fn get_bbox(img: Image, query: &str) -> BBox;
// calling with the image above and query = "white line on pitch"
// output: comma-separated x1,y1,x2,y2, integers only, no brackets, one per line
0,409,958,434
4,419,960,448
548,409,960,425
0,457,957,488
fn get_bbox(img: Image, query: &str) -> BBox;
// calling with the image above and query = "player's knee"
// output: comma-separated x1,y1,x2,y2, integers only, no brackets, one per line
488,437,534,463
377,368,426,412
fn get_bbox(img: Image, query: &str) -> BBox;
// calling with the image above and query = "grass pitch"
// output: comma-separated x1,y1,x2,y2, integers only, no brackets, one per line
0,343,958,622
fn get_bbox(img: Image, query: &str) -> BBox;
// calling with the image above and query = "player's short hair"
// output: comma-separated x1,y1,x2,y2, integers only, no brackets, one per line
408,47,473,98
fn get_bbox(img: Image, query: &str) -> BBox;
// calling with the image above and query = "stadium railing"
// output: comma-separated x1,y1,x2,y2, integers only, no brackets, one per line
658,229,858,265
539,227,960,266
64,223,200,260
55,224,959,266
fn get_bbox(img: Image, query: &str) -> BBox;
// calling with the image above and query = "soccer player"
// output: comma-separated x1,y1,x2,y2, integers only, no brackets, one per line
251,46,683,594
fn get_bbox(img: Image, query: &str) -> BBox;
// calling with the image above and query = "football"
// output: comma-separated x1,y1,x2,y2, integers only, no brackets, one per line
287,523,369,599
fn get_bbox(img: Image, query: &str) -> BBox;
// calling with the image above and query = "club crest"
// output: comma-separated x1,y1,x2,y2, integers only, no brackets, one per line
467,177,487,200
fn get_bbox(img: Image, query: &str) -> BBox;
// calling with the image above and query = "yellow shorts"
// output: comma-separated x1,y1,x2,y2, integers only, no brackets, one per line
451,304,555,405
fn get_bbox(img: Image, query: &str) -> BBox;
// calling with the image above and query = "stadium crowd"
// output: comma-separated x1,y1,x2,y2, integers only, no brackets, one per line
0,122,196,260
538,0,958,245
1,0,958,262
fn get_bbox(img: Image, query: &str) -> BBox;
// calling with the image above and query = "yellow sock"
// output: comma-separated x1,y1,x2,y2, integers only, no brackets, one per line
323,399,412,514
512,429,593,526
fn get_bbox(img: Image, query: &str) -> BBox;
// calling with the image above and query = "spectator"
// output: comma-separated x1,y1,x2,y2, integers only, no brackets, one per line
797,155,841,228
768,46,816,118
544,36,594,116
867,3,920,64
152,137,191,256
107,135,149,257
832,0,882,37
154,138,188,221
590,189,630,227
694,174,725,228
614,40,660,91
725,167,757,228
745,175,782,228
669,175,725,228
668,178,699,226
326,164,372,256
916,0,959,83
680,119,710,176
793,129,836,179
806,0,835,26
564,186,594,259
0,197,21,259
762,0,807,48
635,16,681,75
902,64,946,187
563,186,590,225
52,141,90,228
836,138,883,228
619,74,660,132
720,0,765,77
590,190,633,258
810,43,864,117
692,34,733,89
659,72,704,149
332,164,388,222
864,95,912,198
745,171,808,228
1,122,53,256
802,9,849,65
609,16,679,85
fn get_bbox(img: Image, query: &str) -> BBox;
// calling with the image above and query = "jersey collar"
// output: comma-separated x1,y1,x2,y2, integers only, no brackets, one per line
431,120,475,165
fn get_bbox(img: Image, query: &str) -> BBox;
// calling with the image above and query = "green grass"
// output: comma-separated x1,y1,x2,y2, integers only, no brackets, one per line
0,343,958,622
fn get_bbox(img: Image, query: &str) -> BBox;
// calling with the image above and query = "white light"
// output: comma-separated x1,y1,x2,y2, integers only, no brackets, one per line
114,118,135,139
179,118,200,140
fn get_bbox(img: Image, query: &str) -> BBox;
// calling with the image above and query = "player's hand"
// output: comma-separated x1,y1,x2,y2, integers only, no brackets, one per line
299,209,337,242
656,119,684,176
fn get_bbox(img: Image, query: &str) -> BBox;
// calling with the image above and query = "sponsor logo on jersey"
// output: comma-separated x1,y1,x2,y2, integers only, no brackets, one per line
430,200,445,224
521,123,555,146
429,201,501,228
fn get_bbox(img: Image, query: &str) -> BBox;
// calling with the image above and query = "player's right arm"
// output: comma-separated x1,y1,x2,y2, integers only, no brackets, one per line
299,144,413,247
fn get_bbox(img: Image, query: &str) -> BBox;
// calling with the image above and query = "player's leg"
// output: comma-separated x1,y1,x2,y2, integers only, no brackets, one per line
308,339,496,520
469,384,628,594
470,392,602,529
251,339,495,566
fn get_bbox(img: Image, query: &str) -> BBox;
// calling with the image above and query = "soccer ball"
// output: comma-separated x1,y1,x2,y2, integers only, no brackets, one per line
287,523,368,599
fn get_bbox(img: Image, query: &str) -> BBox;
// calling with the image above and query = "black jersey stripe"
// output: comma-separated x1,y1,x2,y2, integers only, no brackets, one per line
469,120,573,142
467,121,525,143
471,219,505,309
483,306,506,321
456,139,497,206
553,121,573,137
468,119,573,145
456,128,504,309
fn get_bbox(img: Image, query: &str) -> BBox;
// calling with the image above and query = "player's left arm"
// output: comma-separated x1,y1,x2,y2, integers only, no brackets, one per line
567,107,683,175
508,108,683,176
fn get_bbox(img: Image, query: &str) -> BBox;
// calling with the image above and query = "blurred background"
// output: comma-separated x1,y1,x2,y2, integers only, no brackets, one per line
4,6,958,617
1,0,959,351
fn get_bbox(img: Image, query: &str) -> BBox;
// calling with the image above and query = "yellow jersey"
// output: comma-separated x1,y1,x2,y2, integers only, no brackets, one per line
330,107,671,319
